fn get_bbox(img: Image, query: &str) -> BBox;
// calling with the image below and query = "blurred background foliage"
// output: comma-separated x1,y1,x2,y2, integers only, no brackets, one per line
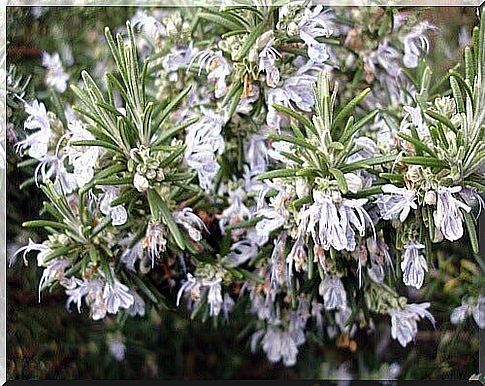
6,6,481,380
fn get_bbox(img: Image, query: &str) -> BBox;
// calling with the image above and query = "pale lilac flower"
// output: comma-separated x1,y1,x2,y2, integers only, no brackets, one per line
400,22,435,68
254,326,299,366
319,275,347,311
450,303,469,325
173,207,207,242
225,239,258,266
401,105,429,139
121,238,151,274
176,273,199,307
258,35,281,88
255,208,286,244
339,198,374,252
127,290,146,317
107,335,126,362
38,258,70,301
205,279,223,316
298,6,334,63
364,40,401,78
16,100,52,161
99,186,128,226
389,302,435,347
190,50,231,98
184,111,225,191
131,9,166,39
304,191,347,251
222,293,235,321
65,277,107,320
451,297,484,329
376,184,417,222
162,43,195,74
66,120,100,188
41,52,69,93
269,232,288,289
244,133,268,172
401,241,427,290
219,187,252,236
266,74,316,130
435,186,471,242
472,297,484,329
103,276,135,314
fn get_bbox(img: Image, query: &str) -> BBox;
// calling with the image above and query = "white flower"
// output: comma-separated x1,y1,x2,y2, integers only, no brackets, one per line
205,279,223,316
99,186,128,226
401,241,427,290
298,6,334,63
173,207,207,241
219,187,252,235
12,239,52,267
41,52,69,93
319,275,347,311
162,43,195,74
143,221,167,267
190,50,231,98
16,100,52,161
131,9,166,39
107,335,126,362
253,326,299,367
435,186,471,242
389,302,435,347
401,105,429,139
66,120,100,189
225,239,258,266
304,191,347,251
65,278,107,320
127,290,146,317
376,184,417,222
258,34,281,88
103,276,135,314
255,208,286,244
451,297,485,329
38,258,70,301
184,111,224,191
400,22,435,68
134,173,150,192
339,198,374,252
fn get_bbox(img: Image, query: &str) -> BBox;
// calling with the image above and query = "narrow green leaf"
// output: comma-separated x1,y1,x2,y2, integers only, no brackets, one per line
272,104,316,135
333,88,371,129
22,220,69,230
329,168,348,194
148,189,186,250
235,22,266,61
463,211,479,255
400,156,447,168
397,133,437,157
256,169,299,181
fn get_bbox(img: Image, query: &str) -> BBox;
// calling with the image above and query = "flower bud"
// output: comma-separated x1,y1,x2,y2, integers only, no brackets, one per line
134,173,149,192
424,190,436,205
295,178,309,198
344,173,363,193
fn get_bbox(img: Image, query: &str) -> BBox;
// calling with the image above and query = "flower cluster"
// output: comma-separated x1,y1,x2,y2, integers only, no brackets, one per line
11,4,484,369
